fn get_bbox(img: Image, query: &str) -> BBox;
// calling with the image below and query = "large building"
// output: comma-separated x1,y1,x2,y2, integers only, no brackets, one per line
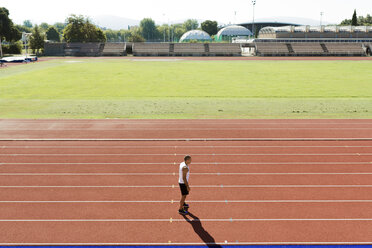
239,21,300,35
258,25,372,39
179,30,212,42
215,25,253,41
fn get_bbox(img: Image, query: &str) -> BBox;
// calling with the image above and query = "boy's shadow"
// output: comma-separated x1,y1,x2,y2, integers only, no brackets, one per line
182,212,223,248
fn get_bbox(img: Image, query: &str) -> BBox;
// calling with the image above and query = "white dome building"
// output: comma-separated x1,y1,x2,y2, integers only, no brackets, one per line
179,30,212,42
216,25,253,41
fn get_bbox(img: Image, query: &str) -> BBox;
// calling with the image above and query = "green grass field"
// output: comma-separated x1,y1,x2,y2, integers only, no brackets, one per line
1,58,372,118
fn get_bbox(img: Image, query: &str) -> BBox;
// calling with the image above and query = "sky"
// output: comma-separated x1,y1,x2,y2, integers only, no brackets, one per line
2,0,371,26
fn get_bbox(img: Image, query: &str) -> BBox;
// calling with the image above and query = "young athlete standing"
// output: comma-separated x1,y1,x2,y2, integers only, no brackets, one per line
178,155,191,215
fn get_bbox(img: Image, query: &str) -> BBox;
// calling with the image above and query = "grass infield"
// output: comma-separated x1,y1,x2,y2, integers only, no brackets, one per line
1,58,371,118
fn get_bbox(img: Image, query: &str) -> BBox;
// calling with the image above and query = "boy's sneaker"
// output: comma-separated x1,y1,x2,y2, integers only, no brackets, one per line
184,203,189,208
178,208,189,215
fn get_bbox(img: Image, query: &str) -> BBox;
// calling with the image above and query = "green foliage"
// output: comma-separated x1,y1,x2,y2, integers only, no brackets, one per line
15,24,32,33
104,29,132,42
128,33,145,42
201,20,218,36
29,25,45,54
0,7,21,41
63,15,106,43
172,23,186,42
2,41,22,54
46,27,60,41
23,20,33,28
341,13,372,26
352,10,358,26
140,18,159,41
39,22,50,32
183,19,199,31
0,7,21,57
53,22,66,33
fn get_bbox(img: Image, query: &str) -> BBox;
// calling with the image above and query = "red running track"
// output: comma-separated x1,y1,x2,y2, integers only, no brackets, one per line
1,119,372,245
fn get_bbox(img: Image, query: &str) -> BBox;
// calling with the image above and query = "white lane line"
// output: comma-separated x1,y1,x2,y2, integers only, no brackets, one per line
1,172,372,176
2,200,372,203
1,138,372,142
3,243,372,245
1,162,371,165
3,128,372,131
2,121,372,125
3,146,372,148
2,153,372,156
1,185,372,188
2,218,372,222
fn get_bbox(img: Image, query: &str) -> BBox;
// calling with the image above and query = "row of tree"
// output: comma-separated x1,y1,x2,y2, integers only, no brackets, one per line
341,10,372,26
104,19,218,43
4,11,219,53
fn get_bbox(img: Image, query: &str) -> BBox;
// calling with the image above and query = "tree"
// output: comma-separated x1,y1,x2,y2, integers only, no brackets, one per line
15,24,32,33
128,33,145,42
341,13,372,26
0,7,21,58
54,22,66,33
29,25,45,54
63,15,106,43
201,20,218,36
140,18,158,41
171,23,186,42
23,20,33,28
40,22,50,32
352,10,358,26
46,26,60,41
183,19,199,31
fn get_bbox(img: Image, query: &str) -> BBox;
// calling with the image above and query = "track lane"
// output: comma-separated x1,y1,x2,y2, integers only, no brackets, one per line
2,154,372,163
2,164,372,173
3,174,372,186
3,146,372,154
1,221,372,244
2,187,372,201
2,202,372,220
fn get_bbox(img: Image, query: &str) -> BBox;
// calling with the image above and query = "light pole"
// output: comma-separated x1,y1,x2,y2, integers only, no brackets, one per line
252,0,257,37
320,12,324,26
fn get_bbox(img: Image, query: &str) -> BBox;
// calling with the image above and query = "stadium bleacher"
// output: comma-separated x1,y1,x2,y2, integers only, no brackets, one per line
291,42,324,56
255,42,290,56
208,43,242,56
44,43,66,56
324,43,365,56
255,41,368,56
132,43,170,56
101,43,126,56
172,43,207,56
64,43,102,56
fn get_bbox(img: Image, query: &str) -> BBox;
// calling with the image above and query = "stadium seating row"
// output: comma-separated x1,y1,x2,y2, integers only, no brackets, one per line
255,42,368,56
132,43,242,56
43,42,370,57
44,43,126,56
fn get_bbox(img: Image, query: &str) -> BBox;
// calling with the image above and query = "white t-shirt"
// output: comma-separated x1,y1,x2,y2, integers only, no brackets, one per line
178,162,190,184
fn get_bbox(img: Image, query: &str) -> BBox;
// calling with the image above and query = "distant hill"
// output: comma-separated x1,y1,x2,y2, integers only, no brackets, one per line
93,15,139,30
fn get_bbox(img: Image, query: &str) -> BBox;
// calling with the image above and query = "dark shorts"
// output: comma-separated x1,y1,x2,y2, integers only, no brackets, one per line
179,183,189,196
